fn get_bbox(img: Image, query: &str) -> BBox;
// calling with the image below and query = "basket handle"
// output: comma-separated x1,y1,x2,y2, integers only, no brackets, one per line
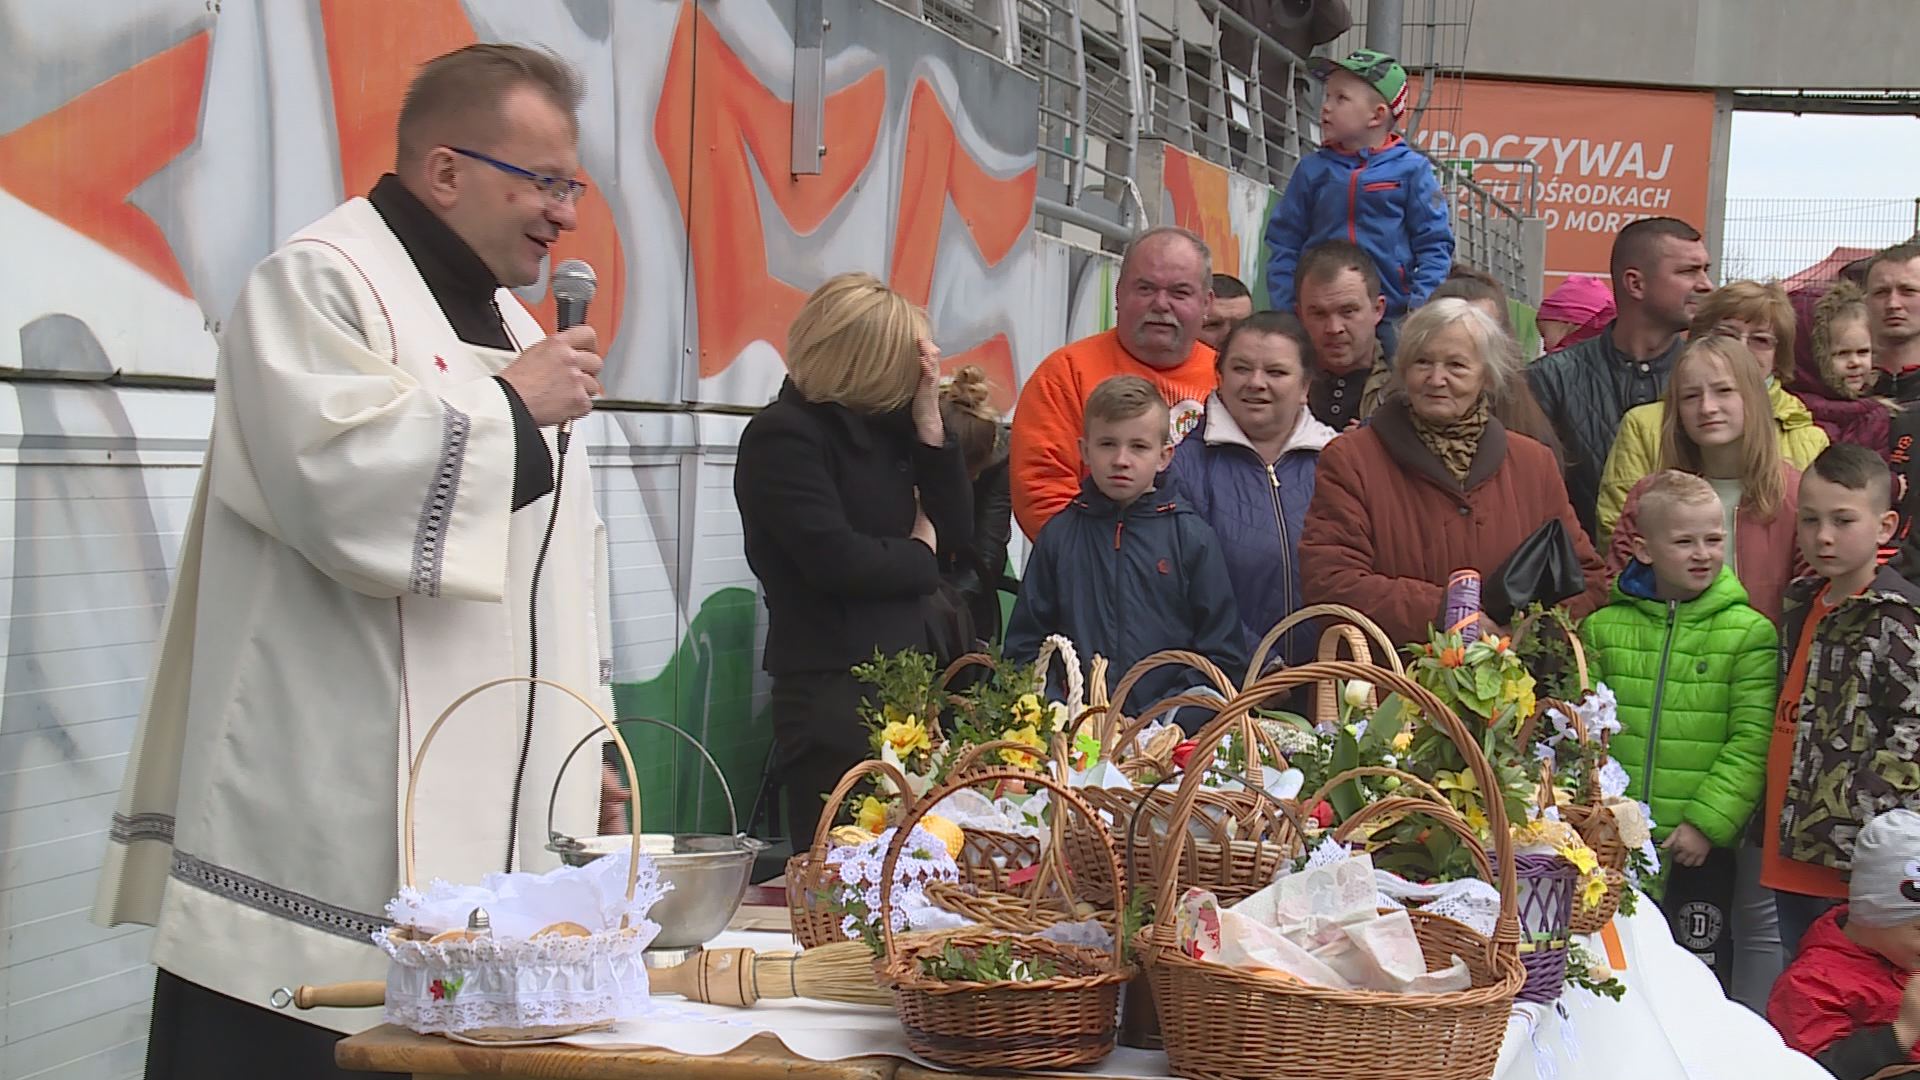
947,738,1054,778
1513,609,1591,693
1301,765,1448,813
1330,795,1497,900
938,652,996,692
876,767,1127,970
1245,602,1404,688
807,758,918,857
545,717,743,845
1149,661,1519,959
1108,650,1236,729
403,676,642,903
1033,634,1087,718
1108,692,1228,760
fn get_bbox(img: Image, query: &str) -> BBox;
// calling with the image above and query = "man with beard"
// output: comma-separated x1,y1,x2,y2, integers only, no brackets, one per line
1010,227,1219,538
1529,216,1713,540
1295,240,1393,432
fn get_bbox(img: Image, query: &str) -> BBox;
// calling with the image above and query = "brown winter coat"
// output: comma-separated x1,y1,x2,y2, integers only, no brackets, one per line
1300,396,1611,645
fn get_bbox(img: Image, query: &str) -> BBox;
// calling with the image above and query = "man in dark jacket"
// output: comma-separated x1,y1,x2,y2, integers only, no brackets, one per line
1868,243,1920,403
1528,217,1712,540
1005,376,1247,728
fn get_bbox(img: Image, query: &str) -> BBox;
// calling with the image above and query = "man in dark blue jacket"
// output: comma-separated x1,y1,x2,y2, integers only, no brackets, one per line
1005,375,1247,730
1263,49,1454,322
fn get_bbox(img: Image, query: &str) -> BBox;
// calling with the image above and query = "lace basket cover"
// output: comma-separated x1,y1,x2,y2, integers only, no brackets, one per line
374,852,667,1035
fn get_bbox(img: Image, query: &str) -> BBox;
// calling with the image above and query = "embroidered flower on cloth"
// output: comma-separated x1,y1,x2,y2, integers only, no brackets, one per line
428,975,464,1001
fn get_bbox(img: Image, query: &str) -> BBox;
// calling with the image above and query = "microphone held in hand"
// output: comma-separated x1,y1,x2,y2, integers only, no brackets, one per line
549,259,598,445
551,259,597,332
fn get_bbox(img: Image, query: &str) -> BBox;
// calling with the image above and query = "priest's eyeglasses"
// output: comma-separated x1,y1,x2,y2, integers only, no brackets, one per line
448,147,588,204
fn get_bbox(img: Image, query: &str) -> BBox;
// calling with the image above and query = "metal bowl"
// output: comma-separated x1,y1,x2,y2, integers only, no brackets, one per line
549,832,768,949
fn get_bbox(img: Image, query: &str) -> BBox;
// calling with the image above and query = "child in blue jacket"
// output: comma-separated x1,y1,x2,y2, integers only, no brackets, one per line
1265,49,1455,322
1005,376,1248,729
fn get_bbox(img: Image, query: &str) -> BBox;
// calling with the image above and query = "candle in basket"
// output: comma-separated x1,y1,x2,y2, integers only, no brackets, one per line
1444,569,1482,644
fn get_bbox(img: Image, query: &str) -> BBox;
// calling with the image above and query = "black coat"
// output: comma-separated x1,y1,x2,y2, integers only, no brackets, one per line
939,452,1014,645
1005,476,1248,711
735,380,974,676
1526,320,1683,540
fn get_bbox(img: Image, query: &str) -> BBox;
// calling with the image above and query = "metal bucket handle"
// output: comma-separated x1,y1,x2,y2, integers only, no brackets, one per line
545,715,743,846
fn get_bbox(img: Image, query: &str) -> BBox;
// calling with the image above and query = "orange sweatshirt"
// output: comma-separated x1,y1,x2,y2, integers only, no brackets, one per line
1010,329,1217,539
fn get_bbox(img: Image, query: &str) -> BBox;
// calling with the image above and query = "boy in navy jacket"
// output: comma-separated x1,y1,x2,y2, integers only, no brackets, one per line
1265,49,1454,321
1006,376,1247,728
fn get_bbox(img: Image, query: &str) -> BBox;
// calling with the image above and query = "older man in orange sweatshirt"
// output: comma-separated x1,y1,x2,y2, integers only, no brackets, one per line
1011,227,1221,538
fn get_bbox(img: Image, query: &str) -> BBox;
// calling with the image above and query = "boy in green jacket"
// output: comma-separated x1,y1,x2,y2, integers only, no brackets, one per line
1583,470,1778,993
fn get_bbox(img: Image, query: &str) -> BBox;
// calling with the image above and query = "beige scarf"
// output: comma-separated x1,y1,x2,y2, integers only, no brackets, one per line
1411,396,1491,483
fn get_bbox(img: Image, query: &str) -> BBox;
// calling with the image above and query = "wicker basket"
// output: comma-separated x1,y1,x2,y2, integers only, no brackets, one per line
381,677,656,1041
876,768,1133,1071
1146,661,1526,1080
1070,652,1300,908
1526,688,1632,936
785,759,917,949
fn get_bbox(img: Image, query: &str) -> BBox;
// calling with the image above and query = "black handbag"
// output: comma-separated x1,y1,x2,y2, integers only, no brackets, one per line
1482,518,1585,625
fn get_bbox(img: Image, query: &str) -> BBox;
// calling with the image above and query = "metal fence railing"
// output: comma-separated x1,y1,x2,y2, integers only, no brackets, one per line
1721,197,1920,286
887,0,1535,301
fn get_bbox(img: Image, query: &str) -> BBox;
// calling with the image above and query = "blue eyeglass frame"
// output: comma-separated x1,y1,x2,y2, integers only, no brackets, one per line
448,147,587,202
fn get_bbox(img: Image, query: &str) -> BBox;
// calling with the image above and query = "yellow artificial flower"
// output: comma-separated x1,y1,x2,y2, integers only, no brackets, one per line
1434,769,1481,817
1501,670,1538,726
1557,843,1598,877
854,794,889,833
1045,700,1071,734
1580,869,1609,911
1391,728,1414,753
1001,725,1047,770
881,715,932,757
1464,804,1491,838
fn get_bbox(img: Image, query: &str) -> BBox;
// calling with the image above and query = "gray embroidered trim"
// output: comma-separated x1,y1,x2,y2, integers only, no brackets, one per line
170,851,391,943
599,657,613,685
110,811,176,845
410,402,472,597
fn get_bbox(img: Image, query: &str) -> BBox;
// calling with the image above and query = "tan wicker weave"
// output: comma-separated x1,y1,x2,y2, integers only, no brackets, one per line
785,759,916,949
876,769,1132,1071
1145,661,1525,1080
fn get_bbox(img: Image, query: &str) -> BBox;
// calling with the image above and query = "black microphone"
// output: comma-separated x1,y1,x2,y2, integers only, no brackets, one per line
550,260,597,448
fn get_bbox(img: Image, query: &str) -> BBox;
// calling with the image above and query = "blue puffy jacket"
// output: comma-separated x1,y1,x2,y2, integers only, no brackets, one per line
1005,476,1248,722
1166,396,1336,670
1264,136,1454,319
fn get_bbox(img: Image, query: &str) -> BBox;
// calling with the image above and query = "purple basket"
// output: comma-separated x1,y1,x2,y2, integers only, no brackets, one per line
1514,851,1576,1003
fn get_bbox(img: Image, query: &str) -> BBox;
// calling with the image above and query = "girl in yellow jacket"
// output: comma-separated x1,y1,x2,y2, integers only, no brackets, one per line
1597,281,1828,545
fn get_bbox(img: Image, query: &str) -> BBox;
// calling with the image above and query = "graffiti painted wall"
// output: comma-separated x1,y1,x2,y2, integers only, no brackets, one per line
1142,140,1283,309
0,1,1116,1074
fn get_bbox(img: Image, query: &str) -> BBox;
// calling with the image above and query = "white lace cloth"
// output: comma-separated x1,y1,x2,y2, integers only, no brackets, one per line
376,851,666,1035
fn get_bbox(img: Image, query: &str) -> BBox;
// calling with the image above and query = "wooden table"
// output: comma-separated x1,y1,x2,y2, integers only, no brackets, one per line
337,1025,901,1080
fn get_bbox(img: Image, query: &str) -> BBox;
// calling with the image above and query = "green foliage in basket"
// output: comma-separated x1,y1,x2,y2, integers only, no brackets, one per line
1567,942,1626,1001
942,647,1057,772
919,939,1059,983
1118,886,1150,966
1512,603,1593,705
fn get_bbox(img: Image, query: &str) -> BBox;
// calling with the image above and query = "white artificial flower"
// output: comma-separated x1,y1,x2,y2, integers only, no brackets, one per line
1598,758,1630,800
1342,680,1374,709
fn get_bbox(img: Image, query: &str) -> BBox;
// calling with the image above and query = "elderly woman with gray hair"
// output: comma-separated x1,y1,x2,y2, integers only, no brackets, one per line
1299,298,1610,644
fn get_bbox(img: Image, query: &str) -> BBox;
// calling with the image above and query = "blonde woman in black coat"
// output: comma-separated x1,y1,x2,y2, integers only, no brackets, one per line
734,273,972,842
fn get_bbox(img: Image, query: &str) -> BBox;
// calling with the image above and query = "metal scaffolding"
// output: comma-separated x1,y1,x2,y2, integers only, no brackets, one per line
901,0,1533,301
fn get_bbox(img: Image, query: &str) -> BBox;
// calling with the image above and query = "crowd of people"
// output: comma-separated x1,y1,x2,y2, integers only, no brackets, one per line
736,46,1920,1078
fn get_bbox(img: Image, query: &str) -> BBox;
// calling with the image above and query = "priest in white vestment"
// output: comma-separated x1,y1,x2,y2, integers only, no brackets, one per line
95,45,619,1078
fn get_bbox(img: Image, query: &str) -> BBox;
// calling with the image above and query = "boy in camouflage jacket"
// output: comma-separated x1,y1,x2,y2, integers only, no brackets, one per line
1764,444,1920,955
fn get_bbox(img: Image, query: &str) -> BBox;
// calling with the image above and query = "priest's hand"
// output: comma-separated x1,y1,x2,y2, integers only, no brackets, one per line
501,325,603,426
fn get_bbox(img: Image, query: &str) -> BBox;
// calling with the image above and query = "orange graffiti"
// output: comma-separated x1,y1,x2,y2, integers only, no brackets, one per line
1161,147,1239,278
889,79,1037,306
0,32,210,295
656,2,1034,389
655,3,887,377
318,0,626,347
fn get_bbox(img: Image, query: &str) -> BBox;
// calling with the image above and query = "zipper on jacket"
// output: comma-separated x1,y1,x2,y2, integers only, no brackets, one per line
1113,520,1124,551
1642,599,1679,807
1346,161,1367,243
1266,461,1296,622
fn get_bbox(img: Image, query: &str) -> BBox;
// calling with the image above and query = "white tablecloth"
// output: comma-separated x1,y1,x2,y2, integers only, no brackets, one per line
559,898,1832,1079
